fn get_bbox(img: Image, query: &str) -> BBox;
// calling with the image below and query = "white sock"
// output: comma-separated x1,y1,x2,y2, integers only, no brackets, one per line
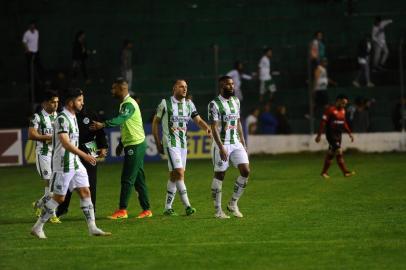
37,186,51,208
176,180,191,208
211,178,223,212
165,180,177,209
230,176,248,206
80,197,96,230
33,198,59,230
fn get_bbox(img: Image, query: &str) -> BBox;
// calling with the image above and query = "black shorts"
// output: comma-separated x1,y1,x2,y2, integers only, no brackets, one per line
326,131,342,151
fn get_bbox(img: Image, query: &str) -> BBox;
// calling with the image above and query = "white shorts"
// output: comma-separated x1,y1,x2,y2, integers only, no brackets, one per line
260,79,277,95
50,164,89,196
164,147,187,171
36,154,52,180
211,142,249,172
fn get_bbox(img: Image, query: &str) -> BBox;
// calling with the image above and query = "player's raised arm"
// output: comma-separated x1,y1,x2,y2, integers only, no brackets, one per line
58,133,96,166
90,102,135,130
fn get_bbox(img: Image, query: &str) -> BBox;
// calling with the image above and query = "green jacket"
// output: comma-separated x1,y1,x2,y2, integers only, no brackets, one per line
105,95,145,147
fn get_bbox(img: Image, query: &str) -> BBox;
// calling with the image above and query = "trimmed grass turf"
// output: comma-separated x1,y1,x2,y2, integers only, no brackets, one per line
0,153,406,270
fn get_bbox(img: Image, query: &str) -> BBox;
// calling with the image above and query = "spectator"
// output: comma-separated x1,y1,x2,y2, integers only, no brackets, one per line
258,48,277,102
372,16,393,70
72,30,90,83
313,58,336,116
259,103,278,134
275,106,291,134
353,34,374,88
392,97,406,131
226,61,253,101
121,40,134,95
22,20,43,102
245,108,260,135
350,97,370,132
310,31,326,63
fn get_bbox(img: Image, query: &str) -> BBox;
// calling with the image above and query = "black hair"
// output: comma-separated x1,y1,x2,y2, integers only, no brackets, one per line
42,90,58,102
114,77,127,85
218,75,232,83
123,39,132,49
314,31,322,37
75,30,85,41
234,61,243,69
173,79,186,85
374,16,382,25
64,88,83,104
263,47,272,54
336,94,349,101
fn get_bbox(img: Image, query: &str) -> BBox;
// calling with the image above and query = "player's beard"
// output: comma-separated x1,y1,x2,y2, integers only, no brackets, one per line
222,88,234,99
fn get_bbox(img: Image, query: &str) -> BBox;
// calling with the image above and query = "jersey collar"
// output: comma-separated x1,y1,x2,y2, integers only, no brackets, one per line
62,107,76,119
218,94,231,102
171,96,185,103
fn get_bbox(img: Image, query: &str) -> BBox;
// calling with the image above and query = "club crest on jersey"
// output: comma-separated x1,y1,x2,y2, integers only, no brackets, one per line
43,170,48,176
128,149,134,155
217,161,223,166
83,117,90,124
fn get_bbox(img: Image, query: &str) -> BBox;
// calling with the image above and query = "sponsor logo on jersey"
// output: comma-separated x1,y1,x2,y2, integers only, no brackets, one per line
170,115,190,123
223,114,239,121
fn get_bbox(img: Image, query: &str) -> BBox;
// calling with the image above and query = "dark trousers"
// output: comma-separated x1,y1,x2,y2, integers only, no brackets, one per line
119,141,150,210
56,159,97,216
26,52,43,103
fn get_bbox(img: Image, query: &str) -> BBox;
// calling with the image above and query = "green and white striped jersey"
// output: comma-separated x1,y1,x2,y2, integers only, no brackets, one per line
29,109,57,156
208,95,241,145
52,108,81,172
156,96,199,148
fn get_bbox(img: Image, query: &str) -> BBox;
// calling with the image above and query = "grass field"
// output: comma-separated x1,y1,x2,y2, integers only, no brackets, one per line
0,153,406,270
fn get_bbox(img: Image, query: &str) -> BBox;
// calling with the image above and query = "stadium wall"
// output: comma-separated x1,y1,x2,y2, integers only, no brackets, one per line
1,125,405,167
247,133,406,154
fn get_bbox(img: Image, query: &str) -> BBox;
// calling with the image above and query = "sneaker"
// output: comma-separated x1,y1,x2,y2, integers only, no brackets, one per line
214,210,230,219
50,216,62,224
136,210,153,219
32,201,41,217
107,209,128,220
321,173,330,179
89,227,112,237
163,208,178,216
185,206,196,216
344,171,356,177
31,227,47,239
352,80,360,88
227,203,243,218
367,82,375,87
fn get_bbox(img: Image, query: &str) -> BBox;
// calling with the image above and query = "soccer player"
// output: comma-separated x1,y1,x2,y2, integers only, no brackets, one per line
31,88,111,239
29,90,61,224
91,78,151,219
208,76,250,219
152,80,211,216
315,94,355,179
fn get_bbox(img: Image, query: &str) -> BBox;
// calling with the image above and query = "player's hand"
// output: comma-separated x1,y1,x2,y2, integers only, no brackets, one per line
99,148,108,158
206,128,212,138
349,134,354,143
44,134,52,143
219,146,228,161
157,143,164,155
115,143,123,156
315,135,321,143
90,121,104,131
83,154,97,166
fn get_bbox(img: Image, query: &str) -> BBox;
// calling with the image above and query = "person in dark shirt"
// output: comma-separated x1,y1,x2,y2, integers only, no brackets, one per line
72,30,89,81
56,106,108,216
315,94,355,179
259,103,278,134
275,106,291,134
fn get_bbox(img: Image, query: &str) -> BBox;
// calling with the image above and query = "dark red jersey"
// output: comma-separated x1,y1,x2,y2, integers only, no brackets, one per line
317,105,351,136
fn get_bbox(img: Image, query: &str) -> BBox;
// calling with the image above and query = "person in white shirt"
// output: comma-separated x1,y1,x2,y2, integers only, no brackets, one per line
372,16,393,69
226,61,253,101
258,48,277,102
245,108,260,135
22,21,42,99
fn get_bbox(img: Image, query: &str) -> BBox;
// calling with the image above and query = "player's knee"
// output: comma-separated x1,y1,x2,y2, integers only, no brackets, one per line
77,187,91,199
214,171,225,180
335,148,343,155
53,194,65,204
240,168,250,178
173,169,184,180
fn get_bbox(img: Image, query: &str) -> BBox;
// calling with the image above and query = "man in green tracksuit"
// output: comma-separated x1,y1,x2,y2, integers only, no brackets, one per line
91,78,152,219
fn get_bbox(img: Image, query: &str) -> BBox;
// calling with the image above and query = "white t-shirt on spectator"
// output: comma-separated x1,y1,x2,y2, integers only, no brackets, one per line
258,56,271,81
245,115,257,134
22,29,39,53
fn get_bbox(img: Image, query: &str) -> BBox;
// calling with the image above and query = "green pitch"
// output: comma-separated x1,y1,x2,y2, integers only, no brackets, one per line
1,153,406,270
